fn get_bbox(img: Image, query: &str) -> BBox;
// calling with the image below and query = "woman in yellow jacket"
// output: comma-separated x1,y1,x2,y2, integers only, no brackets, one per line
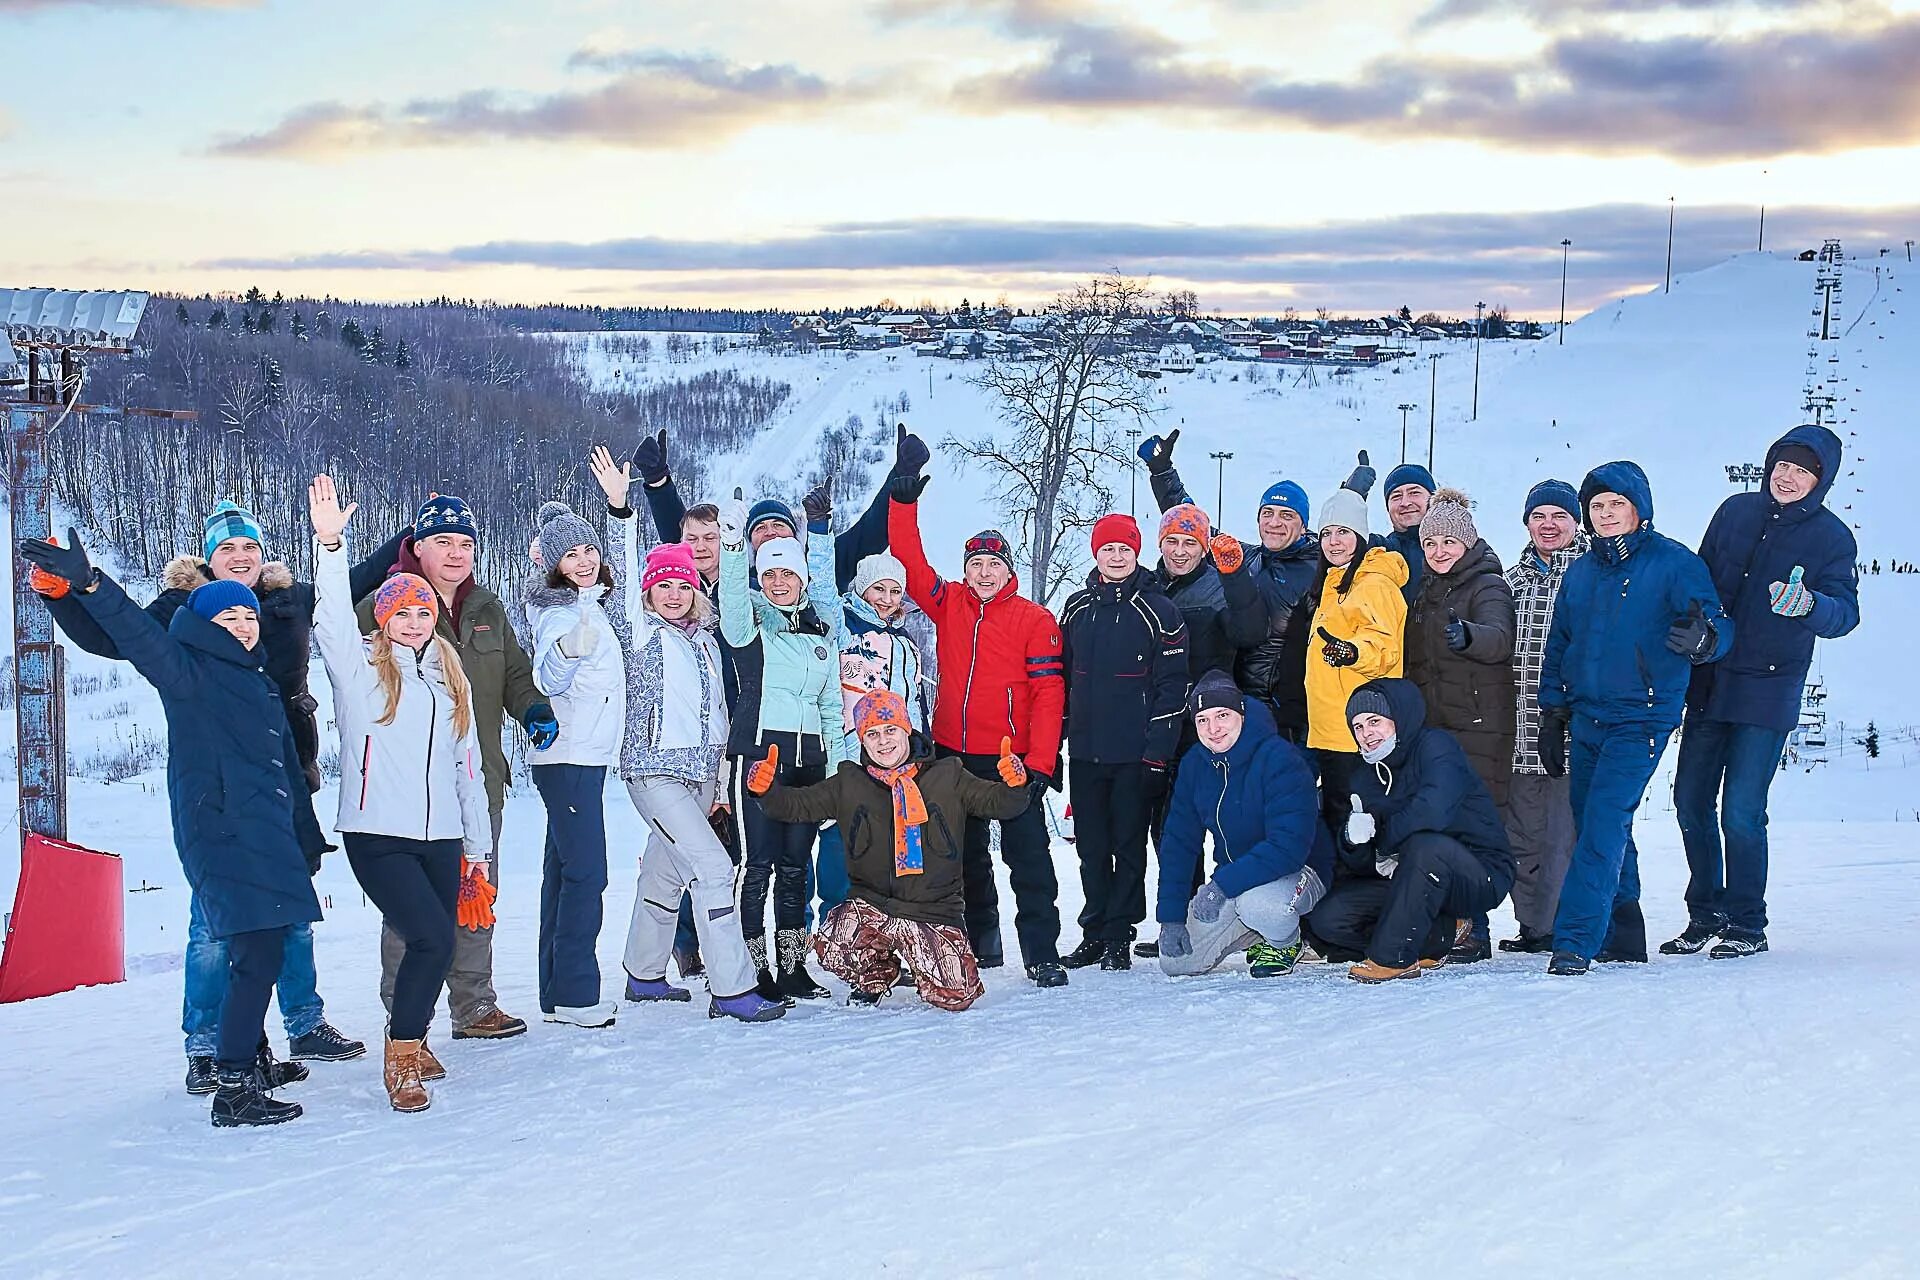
1306,487,1408,827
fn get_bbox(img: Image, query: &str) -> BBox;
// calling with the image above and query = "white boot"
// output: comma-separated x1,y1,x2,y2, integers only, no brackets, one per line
543,1002,618,1028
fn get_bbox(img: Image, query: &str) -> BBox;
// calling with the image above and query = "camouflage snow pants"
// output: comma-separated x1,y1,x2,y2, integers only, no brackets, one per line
813,898,984,1012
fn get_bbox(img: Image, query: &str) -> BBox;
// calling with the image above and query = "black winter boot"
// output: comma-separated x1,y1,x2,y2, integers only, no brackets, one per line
746,935,790,1005
774,928,830,1000
1709,928,1768,959
1659,917,1724,955
287,1021,366,1062
1498,928,1555,954
1547,951,1591,977
1026,961,1070,988
1061,938,1107,969
1099,942,1133,971
211,1065,303,1128
256,1039,309,1089
184,1055,218,1096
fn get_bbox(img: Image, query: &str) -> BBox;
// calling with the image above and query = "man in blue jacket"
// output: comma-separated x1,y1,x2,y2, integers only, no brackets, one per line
1156,671,1333,978
1538,462,1733,975
1669,425,1859,959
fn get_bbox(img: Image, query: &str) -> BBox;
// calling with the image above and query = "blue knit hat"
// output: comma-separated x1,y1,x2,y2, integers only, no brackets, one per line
187,578,260,622
746,498,797,540
202,500,264,560
1383,463,1436,496
414,494,479,543
1523,479,1579,523
1258,480,1310,524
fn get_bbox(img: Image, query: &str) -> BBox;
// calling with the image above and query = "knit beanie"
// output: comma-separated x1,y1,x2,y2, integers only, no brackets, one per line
414,494,479,543
962,529,1016,577
373,573,438,628
1091,513,1141,556
852,688,912,739
187,578,260,622
1258,480,1310,524
1317,487,1370,541
1775,442,1824,481
754,536,809,586
535,501,600,568
1419,487,1479,546
642,542,698,593
1522,479,1580,523
1345,685,1394,726
1383,463,1436,497
203,500,264,560
746,498,798,541
1189,669,1244,716
851,552,907,598
1158,503,1210,545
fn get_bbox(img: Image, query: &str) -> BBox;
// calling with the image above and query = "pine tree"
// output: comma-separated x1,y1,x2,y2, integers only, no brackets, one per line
394,338,411,369
244,286,265,305
1865,721,1880,760
339,318,364,351
363,326,386,364
290,310,308,340
176,302,191,326
241,310,256,335
207,307,227,330
314,310,333,340
257,308,276,335
261,355,285,408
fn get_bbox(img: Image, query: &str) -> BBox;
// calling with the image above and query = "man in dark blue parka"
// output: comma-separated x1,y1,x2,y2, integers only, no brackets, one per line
1668,425,1859,959
1537,462,1732,974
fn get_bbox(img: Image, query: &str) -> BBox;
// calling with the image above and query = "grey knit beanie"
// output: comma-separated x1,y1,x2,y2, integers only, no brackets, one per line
536,500,601,567
1419,487,1478,547
1317,487,1370,542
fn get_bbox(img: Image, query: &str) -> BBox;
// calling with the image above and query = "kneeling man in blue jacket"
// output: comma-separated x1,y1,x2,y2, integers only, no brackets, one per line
1155,671,1335,979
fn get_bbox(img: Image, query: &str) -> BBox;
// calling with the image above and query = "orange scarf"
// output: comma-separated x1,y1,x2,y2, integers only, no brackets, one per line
865,762,927,876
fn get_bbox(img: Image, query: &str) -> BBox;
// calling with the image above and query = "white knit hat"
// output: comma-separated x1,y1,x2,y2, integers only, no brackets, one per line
754,536,809,587
1317,488,1370,541
851,552,906,597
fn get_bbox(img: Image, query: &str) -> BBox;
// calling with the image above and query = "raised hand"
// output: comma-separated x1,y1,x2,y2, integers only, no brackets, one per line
996,736,1027,787
1209,533,1244,575
888,473,930,505
631,428,670,486
746,743,780,795
1138,428,1180,474
894,422,931,477
590,444,633,511
1345,794,1376,845
802,474,834,527
717,487,749,547
307,474,357,548
1344,448,1377,498
19,527,92,590
1769,565,1813,618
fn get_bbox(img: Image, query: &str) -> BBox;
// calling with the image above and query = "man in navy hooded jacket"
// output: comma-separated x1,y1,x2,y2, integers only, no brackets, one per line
1538,461,1732,974
1667,426,1858,959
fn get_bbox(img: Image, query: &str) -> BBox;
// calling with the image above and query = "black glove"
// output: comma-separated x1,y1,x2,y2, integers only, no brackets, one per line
1141,762,1170,801
1317,626,1359,668
1538,705,1570,779
802,475,833,527
1445,609,1470,653
892,422,931,478
1137,427,1180,475
631,428,670,487
1343,448,1376,499
1026,770,1052,804
19,526,94,588
888,473,930,505
708,806,738,850
1665,601,1718,662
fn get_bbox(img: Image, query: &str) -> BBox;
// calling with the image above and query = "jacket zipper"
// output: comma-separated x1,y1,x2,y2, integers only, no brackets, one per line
1214,758,1232,864
418,651,437,840
960,601,985,748
359,735,371,809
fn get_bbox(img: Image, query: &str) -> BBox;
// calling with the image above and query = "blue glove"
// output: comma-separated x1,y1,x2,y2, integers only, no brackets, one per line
523,702,560,749
1159,921,1192,959
1138,428,1179,474
1445,609,1470,652
1190,880,1227,924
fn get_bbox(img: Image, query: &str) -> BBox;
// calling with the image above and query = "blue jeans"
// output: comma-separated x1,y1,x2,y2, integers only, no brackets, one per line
1674,716,1788,933
183,893,323,1056
814,824,850,925
1552,718,1673,961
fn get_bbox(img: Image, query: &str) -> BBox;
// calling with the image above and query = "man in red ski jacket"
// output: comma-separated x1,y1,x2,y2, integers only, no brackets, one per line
888,478,1069,987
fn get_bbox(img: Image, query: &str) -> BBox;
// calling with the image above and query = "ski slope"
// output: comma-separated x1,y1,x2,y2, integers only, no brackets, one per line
3,250,1918,1279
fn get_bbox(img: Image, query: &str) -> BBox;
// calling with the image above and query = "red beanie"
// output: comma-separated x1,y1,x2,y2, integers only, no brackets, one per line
1091,513,1141,556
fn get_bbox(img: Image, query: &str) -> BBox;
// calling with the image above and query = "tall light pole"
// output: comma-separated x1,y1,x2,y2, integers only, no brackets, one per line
1210,451,1234,516
1397,402,1416,463
1757,169,1768,252
1125,427,1142,518
1472,301,1485,421
1559,239,1572,345
1427,353,1440,466
1665,196,1676,294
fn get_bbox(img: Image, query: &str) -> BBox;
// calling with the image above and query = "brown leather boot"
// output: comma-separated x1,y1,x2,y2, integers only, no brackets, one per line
417,1038,446,1082
452,1007,527,1040
1348,959,1423,983
384,1038,431,1113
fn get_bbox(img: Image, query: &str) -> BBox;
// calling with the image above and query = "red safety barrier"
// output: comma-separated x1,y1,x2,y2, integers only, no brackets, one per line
0,834,125,1003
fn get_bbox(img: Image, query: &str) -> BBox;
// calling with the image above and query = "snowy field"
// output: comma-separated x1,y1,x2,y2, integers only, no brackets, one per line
3,250,1919,1278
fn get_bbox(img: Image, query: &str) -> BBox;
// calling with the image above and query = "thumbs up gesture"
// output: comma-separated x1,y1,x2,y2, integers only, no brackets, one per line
1769,565,1814,618
1345,794,1376,846
1445,608,1470,652
1208,532,1244,575
996,736,1028,788
746,743,780,795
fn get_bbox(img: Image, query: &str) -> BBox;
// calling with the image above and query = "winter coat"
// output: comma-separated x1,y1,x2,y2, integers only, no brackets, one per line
1402,539,1518,805
1506,534,1588,774
355,537,541,813
1060,566,1190,767
524,508,630,769
718,541,847,769
815,525,930,761
889,499,1068,779
1154,557,1266,690
1306,546,1409,752
318,541,494,858
759,736,1029,927
1342,678,1514,888
67,573,326,938
1148,463,1323,730
1156,701,1335,924
623,602,730,787
45,534,403,781
1688,425,1860,732
1383,525,1426,604
1542,461,1733,731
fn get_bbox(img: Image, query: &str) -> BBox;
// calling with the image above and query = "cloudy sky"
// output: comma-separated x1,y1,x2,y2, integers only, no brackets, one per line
4,0,1917,315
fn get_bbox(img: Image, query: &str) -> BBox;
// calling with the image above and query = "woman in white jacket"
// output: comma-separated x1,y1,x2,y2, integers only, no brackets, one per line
523,447,631,1029
308,475,492,1114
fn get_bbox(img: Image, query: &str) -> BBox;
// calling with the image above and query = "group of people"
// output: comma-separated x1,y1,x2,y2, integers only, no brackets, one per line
16,416,1858,1129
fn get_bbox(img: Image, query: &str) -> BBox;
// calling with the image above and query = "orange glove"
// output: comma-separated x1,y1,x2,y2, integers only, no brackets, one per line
1209,533,1244,575
746,744,780,795
28,539,70,599
996,736,1028,787
456,861,497,931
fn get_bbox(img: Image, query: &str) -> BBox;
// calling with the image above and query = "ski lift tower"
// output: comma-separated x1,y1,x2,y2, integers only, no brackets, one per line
1,287,162,843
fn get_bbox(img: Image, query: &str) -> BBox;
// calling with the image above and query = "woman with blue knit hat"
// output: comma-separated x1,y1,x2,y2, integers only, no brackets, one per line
21,531,328,1128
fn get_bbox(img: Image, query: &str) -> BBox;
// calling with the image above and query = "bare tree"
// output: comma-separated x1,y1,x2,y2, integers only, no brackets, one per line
944,272,1159,604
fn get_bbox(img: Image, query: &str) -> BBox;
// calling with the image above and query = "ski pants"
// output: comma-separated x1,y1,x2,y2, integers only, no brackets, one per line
379,809,501,1031
1162,867,1325,977
675,768,743,960
1552,717,1674,961
353,833,462,1041
1502,771,1576,939
738,750,825,944
1070,759,1153,944
624,775,757,1000
184,895,323,1056
531,763,610,1012
813,898,983,1011
943,747,1062,968
216,925,288,1072
1674,715,1788,934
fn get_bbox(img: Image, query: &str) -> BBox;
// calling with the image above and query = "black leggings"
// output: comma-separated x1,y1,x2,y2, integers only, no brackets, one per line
218,926,288,1070
345,833,461,1040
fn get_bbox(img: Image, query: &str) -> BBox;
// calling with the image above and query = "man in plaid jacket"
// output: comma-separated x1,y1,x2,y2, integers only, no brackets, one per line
1500,480,1588,953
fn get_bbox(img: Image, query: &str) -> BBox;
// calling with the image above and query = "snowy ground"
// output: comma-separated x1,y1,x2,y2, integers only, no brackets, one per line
4,250,1919,1277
